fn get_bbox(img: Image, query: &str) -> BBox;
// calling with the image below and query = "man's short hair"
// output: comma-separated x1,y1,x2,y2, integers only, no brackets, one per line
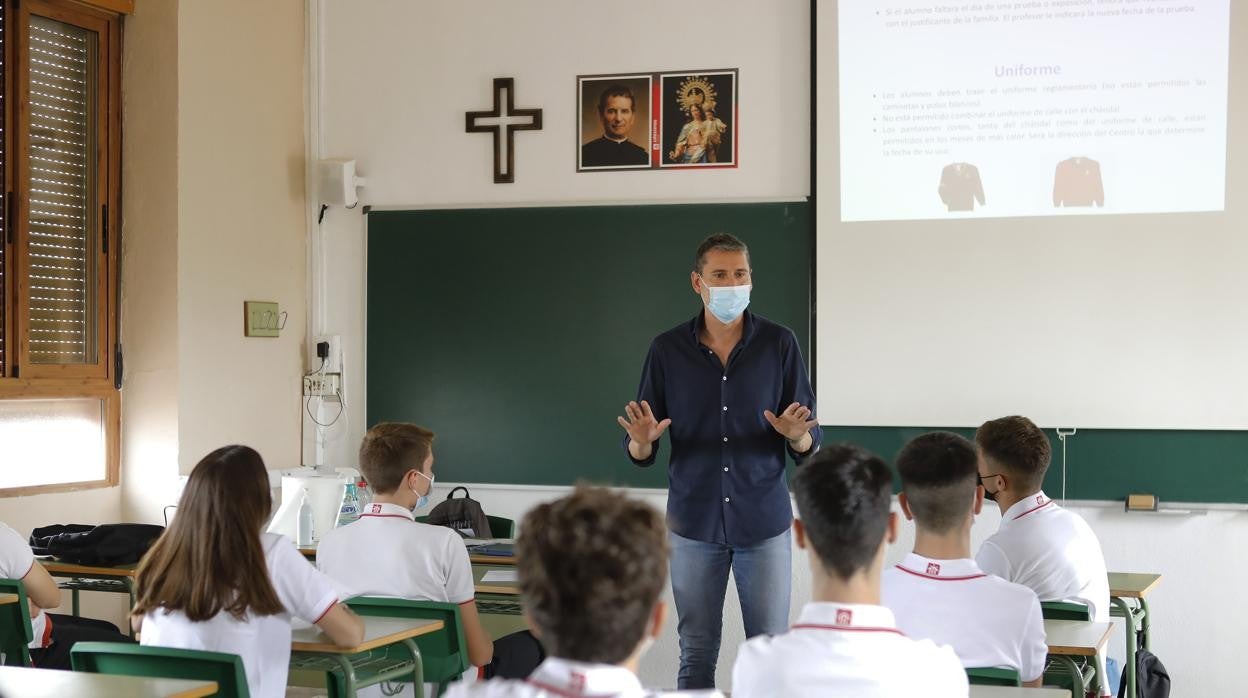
793,444,893,581
596,84,635,115
358,422,435,495
516,486,667,664
975,416,1051,492
896,432,978,534
694,233,750,273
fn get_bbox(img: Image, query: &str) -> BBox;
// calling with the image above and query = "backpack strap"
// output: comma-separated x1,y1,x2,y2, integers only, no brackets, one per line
446,486,471,500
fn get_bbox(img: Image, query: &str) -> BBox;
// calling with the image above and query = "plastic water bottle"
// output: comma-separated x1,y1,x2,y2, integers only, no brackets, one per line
355,478,373,512
297,488,315,546
336,482,361,528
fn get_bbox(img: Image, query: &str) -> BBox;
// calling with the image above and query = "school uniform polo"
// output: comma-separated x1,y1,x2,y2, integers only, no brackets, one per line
139,533,341,698
731,602,969,697
0,522,51,649
446,656,724,697
975,491,1111,622
882,553,1047,682
316,501,475,604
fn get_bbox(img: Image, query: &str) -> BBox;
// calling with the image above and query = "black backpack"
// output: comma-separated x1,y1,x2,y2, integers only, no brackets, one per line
1119,648,1170,698
425,487,494,539
30,523,165,566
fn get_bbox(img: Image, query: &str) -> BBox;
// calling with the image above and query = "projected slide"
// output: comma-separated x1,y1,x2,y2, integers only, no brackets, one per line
839,1,1230,222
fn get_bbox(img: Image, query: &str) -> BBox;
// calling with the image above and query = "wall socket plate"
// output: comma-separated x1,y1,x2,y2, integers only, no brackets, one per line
303,372,342,398
244,301,282,337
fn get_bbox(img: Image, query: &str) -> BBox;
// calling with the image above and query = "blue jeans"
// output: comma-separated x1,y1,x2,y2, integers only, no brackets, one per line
669,528,792,690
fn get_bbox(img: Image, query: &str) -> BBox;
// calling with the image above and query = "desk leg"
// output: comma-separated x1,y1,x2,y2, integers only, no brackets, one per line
70,588,80,617
1112,597,1137,698
1050,655,1088,696
401,638,425,698
1139,598,1152,650
326,654,360,698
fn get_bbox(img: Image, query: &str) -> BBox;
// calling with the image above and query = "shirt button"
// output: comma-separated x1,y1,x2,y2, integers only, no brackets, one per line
723,466,729,472
722,406,728,411
722,375,727,381
724,497,730,503
722,437,728,442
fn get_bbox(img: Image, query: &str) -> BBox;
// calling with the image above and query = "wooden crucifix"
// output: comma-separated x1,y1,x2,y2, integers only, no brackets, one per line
465,78,543,184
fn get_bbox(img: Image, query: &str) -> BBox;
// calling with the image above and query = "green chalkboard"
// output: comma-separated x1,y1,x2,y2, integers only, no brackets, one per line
823,426,1248,505
366,203,811,488
367,204,1248,504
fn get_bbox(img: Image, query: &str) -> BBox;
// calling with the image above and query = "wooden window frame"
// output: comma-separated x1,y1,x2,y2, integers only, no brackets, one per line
0,0,122,497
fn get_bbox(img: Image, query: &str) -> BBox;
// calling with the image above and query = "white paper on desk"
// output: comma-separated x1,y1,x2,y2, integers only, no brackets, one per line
481,570,518,583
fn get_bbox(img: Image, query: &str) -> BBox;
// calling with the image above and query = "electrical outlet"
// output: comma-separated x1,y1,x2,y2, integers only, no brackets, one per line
303,372,342,398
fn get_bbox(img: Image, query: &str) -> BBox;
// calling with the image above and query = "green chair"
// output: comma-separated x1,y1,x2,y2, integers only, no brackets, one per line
71,641,250,698
1040,600,1092,620
345,596,468,694
966,666,1021,686
0,578,34,667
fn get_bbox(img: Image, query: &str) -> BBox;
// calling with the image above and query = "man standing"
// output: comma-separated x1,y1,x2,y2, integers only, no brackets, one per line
581,84,649,167
617,233,821,689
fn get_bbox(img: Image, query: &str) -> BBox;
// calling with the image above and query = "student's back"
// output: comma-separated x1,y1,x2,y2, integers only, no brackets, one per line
976,495,1110,620
133,445,363,698
140,531,340,695
733,601,965,697
318,507,473,604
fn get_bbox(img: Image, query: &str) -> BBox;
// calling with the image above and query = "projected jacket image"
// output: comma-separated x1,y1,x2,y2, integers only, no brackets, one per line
1053,156,1104,207
938,162,985,212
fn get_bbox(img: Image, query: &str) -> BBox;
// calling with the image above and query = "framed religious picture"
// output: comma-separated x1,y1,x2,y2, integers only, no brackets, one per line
659,70,737,169
577,73,654,171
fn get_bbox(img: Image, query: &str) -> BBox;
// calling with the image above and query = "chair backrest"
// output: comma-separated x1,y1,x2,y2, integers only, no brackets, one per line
346,596,468,683
71,641,250,698
966,666,1022,686
0,578,33,667
486,516,515,539
1041,600,1092,621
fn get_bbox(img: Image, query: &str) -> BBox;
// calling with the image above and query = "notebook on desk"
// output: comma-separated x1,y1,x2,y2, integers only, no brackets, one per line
467,542,515,557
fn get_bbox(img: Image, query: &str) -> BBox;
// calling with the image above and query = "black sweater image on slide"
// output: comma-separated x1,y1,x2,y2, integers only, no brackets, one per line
938,163,985,212
1053,156,1104,207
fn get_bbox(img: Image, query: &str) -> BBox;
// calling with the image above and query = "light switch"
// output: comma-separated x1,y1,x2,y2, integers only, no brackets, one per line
244,301,282,337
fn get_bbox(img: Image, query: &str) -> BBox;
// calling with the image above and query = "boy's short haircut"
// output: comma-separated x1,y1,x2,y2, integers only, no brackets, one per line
896,432,979,534
793,443,893,581
516,485,668,664
358,422,435,494
975,416,1050,493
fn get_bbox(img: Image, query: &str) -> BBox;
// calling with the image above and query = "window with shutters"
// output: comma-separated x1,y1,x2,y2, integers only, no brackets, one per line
0,0,122,495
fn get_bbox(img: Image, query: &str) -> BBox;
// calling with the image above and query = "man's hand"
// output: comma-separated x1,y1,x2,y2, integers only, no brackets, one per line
617,400,672,460
764,402,817,446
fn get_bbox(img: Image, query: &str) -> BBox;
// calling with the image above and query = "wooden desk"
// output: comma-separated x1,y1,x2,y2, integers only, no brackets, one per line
1108,572,1162,698
473,565,520,596
1044,619,1111,696
970,687,1070,697
290,616,444,698
0,593,18,606
0,665,217,698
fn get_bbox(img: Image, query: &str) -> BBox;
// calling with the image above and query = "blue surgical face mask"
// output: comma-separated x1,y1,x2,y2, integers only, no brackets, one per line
702,280,751,324
411,471,435,512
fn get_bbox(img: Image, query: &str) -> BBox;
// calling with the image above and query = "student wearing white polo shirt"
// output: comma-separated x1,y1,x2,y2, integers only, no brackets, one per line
317,422,494,670
732,444,968,698
975,415,1113,696
447,486,723,698
132,446,364,698
882,432,1047,686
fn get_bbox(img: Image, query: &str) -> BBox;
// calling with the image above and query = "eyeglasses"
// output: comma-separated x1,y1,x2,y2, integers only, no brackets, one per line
700,270,752,284
978,474,1002,483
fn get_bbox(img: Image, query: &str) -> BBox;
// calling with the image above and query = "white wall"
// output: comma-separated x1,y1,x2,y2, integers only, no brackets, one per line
313,0,1240,693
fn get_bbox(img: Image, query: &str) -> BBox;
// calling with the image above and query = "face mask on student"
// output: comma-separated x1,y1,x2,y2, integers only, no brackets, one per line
701,280,751,324
411,471,435,511
981,476,999,502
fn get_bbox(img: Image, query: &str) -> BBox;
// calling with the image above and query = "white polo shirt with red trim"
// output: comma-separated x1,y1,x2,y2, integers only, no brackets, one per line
975,491,1111,623
731,602,968,697
317,501,475,605
445,656,724,697
139,532,341,698
0,522,50,649
882,553,1047,682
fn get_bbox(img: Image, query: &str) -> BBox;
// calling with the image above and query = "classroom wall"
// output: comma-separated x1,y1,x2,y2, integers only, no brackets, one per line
313,0,1241,693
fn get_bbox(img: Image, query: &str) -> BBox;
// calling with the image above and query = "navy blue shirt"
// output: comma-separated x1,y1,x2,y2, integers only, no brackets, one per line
625,310,821,546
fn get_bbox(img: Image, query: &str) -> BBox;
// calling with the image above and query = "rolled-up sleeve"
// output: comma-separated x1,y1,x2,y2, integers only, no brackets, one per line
623,339,667,467
780,329,822,462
